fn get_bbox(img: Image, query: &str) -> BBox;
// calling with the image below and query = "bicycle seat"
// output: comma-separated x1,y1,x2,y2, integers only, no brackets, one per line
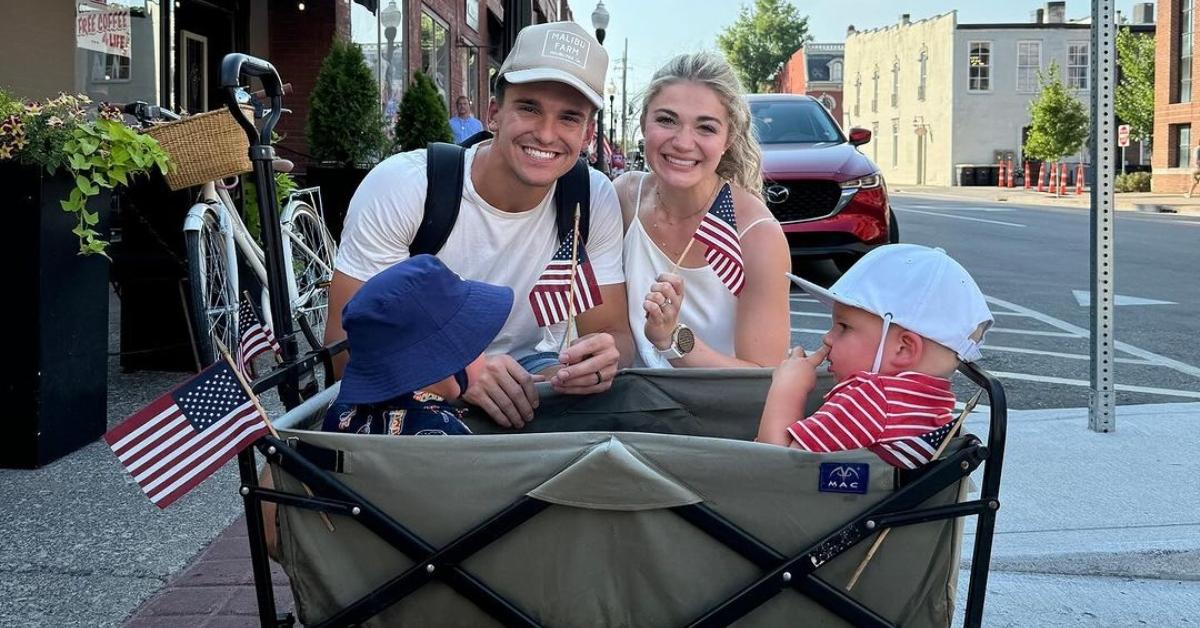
273,158,295,174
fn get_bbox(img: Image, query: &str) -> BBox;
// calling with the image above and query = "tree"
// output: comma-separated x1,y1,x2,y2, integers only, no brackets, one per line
716,0,811,92
1024,62,1088,195
308,39,387,166
393,72,453,153
1115,26,1155,142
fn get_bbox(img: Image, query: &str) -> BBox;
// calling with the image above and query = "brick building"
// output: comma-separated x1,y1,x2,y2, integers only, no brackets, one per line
0,0,573,168
1152,0,1200,192
773,43,845,123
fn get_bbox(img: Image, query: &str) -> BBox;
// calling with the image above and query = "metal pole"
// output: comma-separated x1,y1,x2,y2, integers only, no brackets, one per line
1089,0,1117,432
621,38,628,150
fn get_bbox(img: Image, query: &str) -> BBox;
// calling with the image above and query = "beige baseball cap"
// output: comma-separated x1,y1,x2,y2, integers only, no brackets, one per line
498,21,608,108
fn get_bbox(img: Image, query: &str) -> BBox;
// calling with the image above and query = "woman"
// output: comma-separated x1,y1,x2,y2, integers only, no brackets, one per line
614,52,791,368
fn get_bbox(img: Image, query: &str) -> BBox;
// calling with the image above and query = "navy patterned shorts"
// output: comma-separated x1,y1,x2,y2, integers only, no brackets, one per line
321,391,472,436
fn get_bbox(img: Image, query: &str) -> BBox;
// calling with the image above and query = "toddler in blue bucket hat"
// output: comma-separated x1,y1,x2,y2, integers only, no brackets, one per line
321,255,514,436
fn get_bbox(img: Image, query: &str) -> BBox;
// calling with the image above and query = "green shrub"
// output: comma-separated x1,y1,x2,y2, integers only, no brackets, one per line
1114,171,1151,193
393,72,453,153
308,39,387,166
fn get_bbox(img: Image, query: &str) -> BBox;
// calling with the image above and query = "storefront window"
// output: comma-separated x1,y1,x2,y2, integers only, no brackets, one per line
462,48,479,114
67,1,160,105
351,0,404,130
421,11,450,108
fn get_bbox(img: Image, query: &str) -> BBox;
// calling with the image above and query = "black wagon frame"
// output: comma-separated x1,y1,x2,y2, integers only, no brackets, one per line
218,53,1006,628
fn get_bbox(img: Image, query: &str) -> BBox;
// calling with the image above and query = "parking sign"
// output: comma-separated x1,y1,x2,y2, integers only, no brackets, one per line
1117,124,1131,148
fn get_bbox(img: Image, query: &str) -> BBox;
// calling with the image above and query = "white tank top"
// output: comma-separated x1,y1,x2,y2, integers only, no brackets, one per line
624,175,764,368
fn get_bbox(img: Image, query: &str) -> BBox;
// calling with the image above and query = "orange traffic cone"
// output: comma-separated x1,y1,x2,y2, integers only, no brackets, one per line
1049,162,1058,194
1075,163,1085,195
1024,161,1032,189
1059,162,1068,195
1037,162,1046,192
1007,159,1015,188
998,161,1006,188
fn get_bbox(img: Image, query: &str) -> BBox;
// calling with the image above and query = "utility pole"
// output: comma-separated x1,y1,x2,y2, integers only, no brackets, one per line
621,38,629,151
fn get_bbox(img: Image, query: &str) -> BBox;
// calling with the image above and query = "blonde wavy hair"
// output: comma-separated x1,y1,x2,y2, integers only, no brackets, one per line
639,52,764,200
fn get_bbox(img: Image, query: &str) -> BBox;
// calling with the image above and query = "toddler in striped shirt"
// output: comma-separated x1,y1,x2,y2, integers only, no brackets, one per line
756,244,993,469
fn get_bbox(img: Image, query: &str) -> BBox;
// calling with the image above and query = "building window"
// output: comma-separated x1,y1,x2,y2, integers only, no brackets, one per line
461,47,480,114
1067,42,1089,90
1179,0,1194,103
871,67,879,112
968,41,991,91
918,48,928,101
829,59,843,82
421,10,451,107
871,122,879,162
891,118,899,166
891,59,900,108
465,0,480,32
1017,41,1041,93
854,73,861,117
1173,124,1192,168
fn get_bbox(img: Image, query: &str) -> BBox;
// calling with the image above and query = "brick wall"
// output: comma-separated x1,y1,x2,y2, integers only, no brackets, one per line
774,49,809,94
1152,0,1200,193
407,0,492,120
268,1,351,168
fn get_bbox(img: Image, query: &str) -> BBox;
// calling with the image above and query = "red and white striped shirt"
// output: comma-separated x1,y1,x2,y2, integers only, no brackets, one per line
787,371,957,469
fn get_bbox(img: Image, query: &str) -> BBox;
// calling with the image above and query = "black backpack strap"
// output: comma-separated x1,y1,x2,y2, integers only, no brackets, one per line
554,157,592,245
413,142,466,256
460,129,493,148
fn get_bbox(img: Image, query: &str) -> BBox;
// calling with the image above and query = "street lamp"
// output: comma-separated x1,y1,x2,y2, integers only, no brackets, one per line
609,93,616,151
591,1,610,174
381,1,402,107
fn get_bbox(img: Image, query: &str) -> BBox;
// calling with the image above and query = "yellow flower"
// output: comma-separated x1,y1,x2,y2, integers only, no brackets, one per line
47,115,64,128
23,101,42,115
0,144,12,160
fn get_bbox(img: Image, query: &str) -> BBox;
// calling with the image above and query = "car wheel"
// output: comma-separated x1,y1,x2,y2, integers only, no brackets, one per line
888,211,900,243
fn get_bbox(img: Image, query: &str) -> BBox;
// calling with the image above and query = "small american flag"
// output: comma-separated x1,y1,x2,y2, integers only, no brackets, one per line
104,361,270,508
692,183,744,296
787,371,957,469
528,227,603,327
237,297,279,376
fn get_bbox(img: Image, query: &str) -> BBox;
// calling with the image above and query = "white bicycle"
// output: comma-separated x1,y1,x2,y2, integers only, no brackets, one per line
183,174,336,368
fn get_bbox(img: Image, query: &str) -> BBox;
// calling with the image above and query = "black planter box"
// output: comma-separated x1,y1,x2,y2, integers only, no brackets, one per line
305,164,371,242
0,163,111,468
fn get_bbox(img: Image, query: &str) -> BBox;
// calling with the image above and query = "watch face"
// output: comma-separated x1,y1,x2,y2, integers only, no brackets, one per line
676,325,696,353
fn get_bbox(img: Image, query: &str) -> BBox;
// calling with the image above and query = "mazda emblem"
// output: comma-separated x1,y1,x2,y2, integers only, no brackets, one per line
765,184,790,204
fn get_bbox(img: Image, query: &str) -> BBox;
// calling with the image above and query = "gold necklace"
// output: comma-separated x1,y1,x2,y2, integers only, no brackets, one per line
650,178,723,255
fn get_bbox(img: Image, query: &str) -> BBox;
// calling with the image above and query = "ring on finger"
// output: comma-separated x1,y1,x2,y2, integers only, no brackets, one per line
594,371,603,385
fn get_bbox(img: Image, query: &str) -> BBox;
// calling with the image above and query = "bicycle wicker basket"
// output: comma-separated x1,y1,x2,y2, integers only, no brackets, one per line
144,107,253,191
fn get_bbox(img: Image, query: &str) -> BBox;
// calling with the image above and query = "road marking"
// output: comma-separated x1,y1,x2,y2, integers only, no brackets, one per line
894,208,1027,227
791,327,828,335
986,295,1200,379
993,311,1035,317
983,344,1155,365
987,327,1081,338
790,311,830,318
906,204,1013,213
988,371,1200,400
789,295,819,303
1071,290,1177,307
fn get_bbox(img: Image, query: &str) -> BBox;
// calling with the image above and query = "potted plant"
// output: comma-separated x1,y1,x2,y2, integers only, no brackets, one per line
393,72,453,152
306,38,388,241
0,90,170,468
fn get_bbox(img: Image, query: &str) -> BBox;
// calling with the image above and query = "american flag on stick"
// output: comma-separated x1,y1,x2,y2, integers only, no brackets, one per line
237,295,280,376
528,220,603,327
103,359,271,508
692,183,744,296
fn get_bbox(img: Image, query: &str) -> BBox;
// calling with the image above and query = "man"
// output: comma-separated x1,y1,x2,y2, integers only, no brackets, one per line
326,21,634,429
450,95,484,144
1188,143,1200,198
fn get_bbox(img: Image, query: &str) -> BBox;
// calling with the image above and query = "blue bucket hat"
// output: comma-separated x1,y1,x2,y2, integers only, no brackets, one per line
338,255,514,404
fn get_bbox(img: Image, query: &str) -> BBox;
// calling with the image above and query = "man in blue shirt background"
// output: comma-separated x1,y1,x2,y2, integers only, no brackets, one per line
449,95,484,144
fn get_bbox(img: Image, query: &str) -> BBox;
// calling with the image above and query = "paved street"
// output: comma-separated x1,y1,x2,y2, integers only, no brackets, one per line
790,192,1200,410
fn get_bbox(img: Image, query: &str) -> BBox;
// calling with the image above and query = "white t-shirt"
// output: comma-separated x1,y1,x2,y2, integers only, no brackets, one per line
336,143,626,360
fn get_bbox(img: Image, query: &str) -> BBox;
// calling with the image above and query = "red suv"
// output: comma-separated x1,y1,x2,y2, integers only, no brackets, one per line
747,94,896,271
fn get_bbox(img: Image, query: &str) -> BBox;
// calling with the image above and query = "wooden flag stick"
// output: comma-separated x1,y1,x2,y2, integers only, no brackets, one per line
561,203,583,352
670,238,697,275
215,337,335,533
845,389,985,591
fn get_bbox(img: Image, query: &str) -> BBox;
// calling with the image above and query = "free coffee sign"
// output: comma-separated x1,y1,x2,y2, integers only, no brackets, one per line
76,1,132,58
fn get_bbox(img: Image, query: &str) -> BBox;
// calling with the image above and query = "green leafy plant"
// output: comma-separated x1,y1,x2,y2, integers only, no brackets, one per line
393,72,453,152
242,171,299,245
717,0,811,91
0,90,170,255
1115,27,1154,143
1115,171,1151,193
1023,63,1088,196
308,39,388,166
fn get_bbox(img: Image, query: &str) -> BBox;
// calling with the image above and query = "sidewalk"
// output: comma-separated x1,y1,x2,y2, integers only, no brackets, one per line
892,184,1200,216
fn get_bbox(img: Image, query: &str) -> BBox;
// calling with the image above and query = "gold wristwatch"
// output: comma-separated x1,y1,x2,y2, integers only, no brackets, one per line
657,324,695,360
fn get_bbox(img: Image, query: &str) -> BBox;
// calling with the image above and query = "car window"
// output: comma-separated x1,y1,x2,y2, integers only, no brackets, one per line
749,100,844,145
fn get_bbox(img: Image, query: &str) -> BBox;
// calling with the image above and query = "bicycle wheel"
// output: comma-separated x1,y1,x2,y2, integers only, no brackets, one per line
185,203,238,367
284,202,336,349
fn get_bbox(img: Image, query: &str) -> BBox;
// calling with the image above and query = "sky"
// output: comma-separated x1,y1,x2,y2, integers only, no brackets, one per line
572,0,1147,137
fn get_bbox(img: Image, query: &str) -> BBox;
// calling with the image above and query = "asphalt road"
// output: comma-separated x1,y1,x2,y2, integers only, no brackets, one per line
789,192,1200,410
